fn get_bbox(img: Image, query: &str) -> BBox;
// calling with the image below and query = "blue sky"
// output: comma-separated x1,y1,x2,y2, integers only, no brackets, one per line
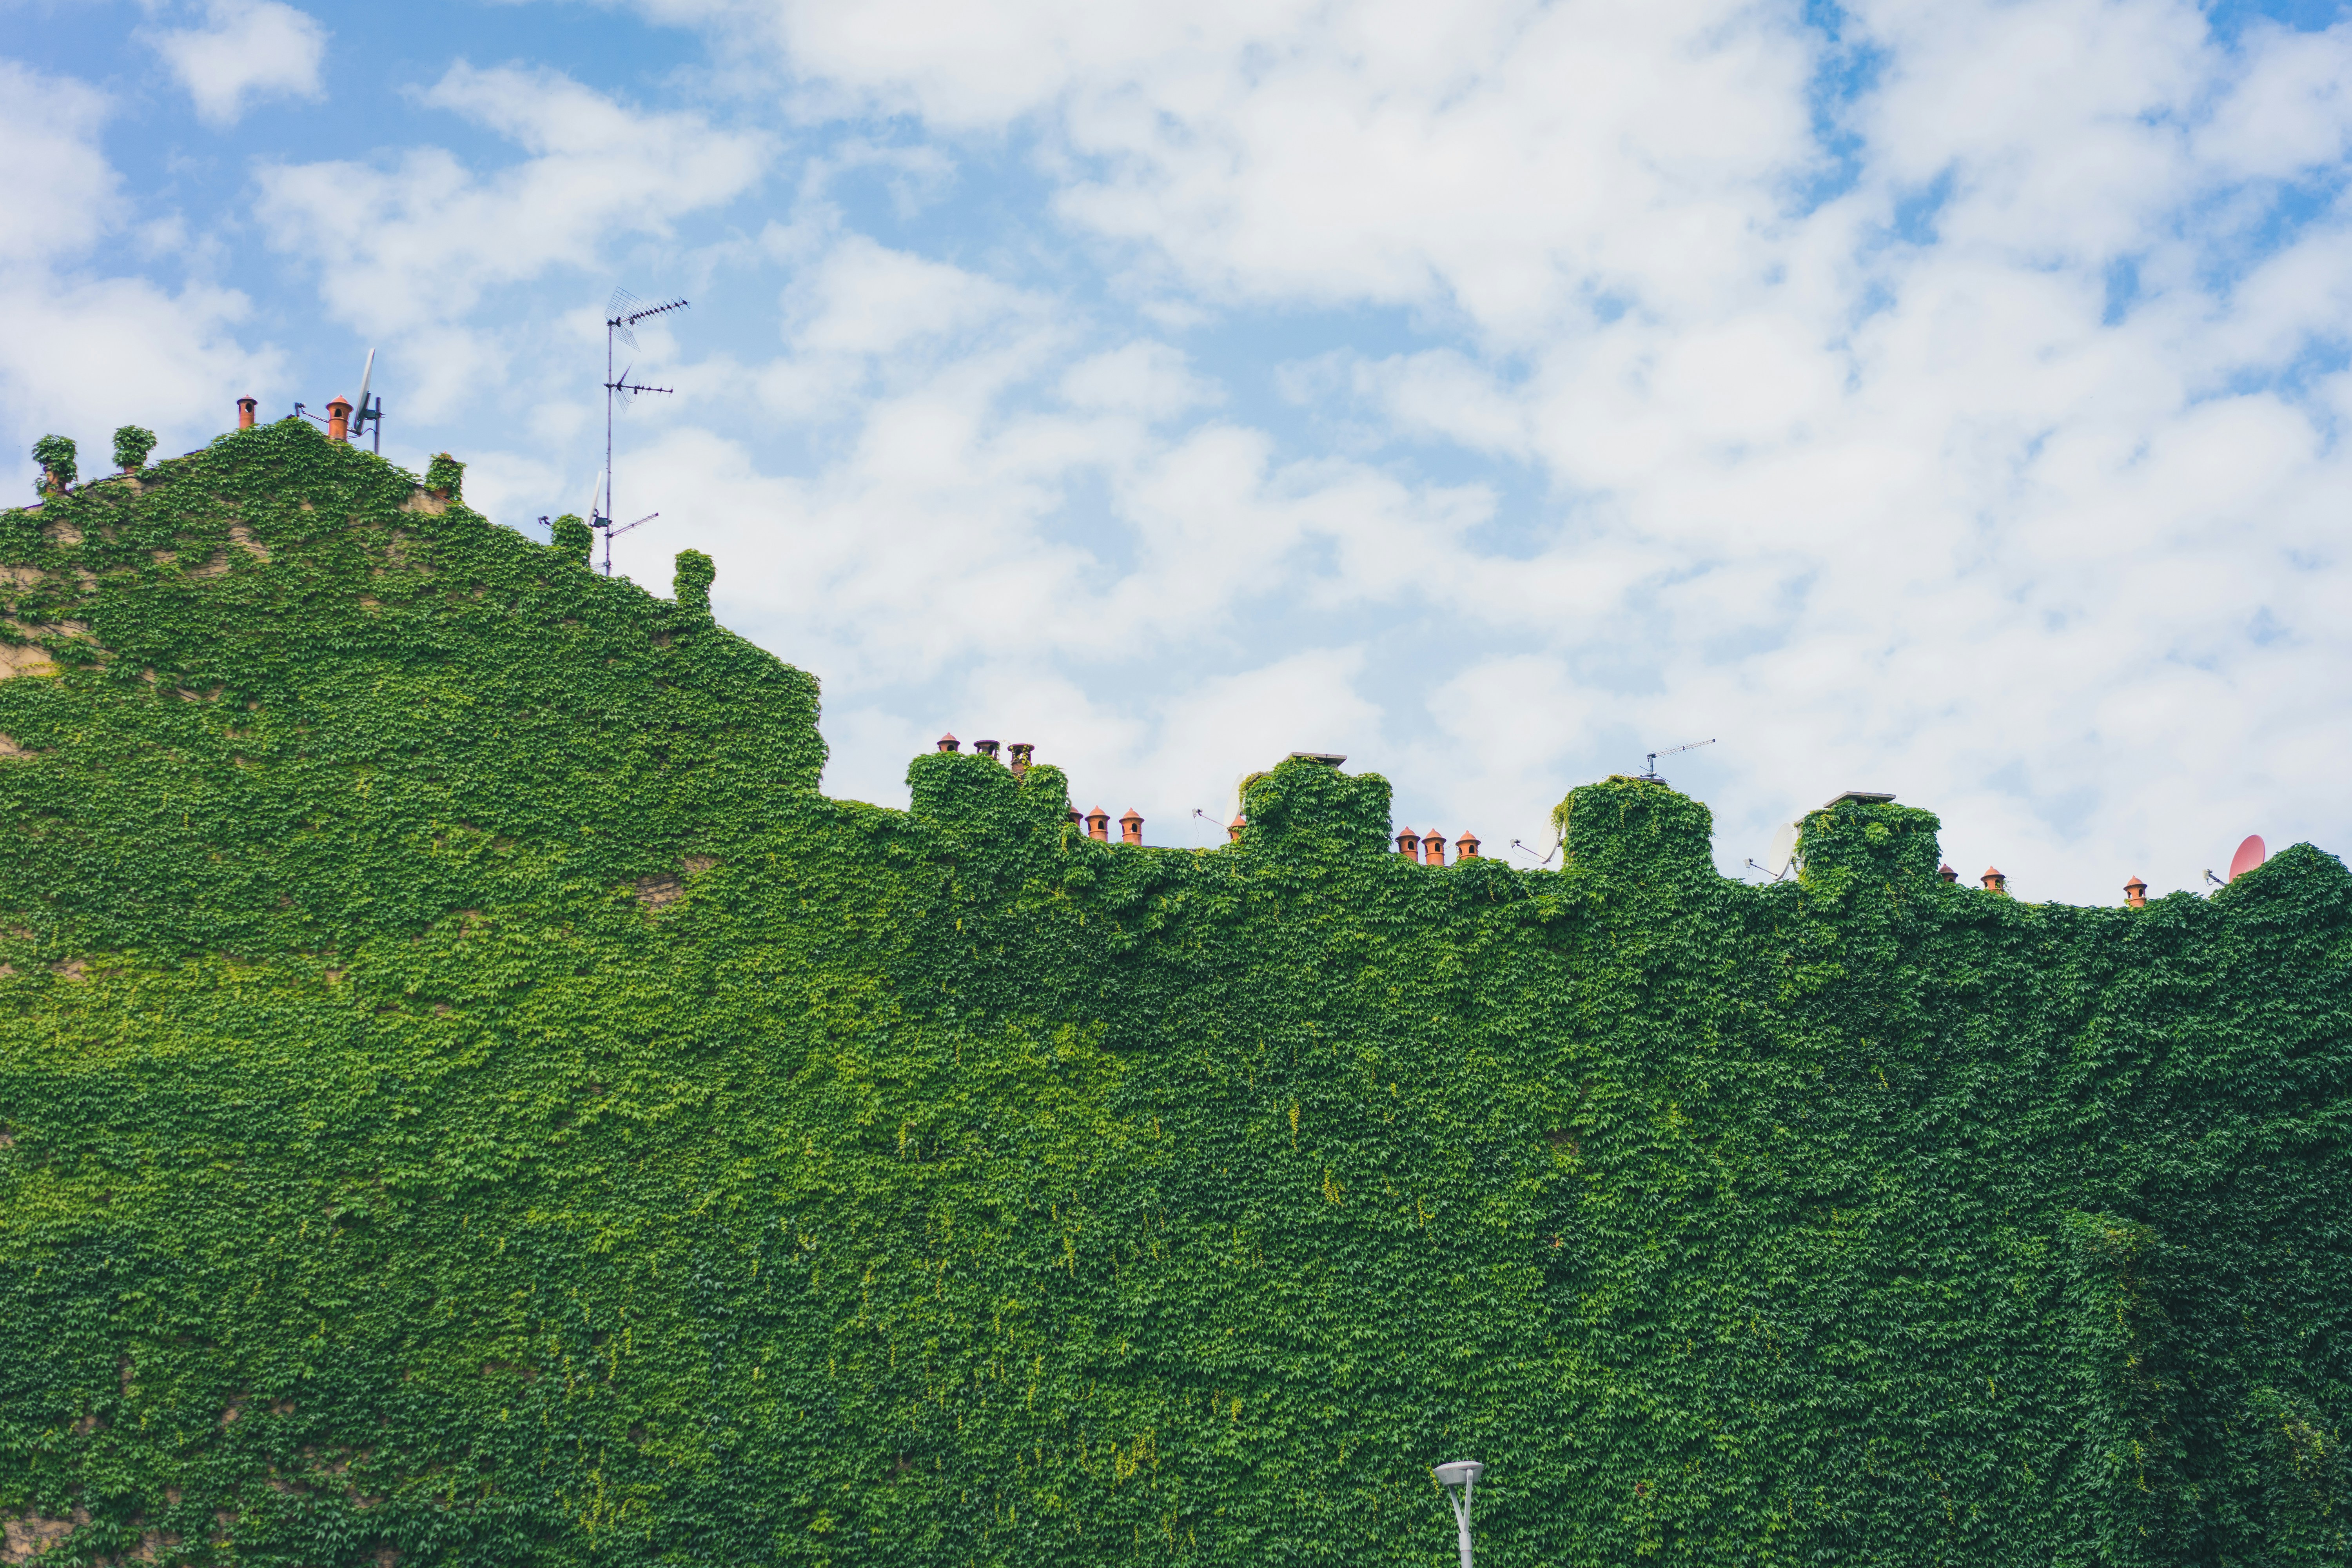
6,0,2351,900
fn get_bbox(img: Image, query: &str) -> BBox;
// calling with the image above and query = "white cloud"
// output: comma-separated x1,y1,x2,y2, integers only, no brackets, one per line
146,0,328,128
254,64,770,337
786,234,1033,360
0,273,286,465
643,0,1818,334
1059,341,1216,421
1145,646,1382,818
0,61,120,265
0,58,285,476
2197,19,2352,178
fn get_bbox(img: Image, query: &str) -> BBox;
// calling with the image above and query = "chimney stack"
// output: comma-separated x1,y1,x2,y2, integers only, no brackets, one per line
1423,830,1447,866
1981,866,2006,894
1007,742,1033,778
326,396,352,443
1396,826,1421,859
1120,808,1143,845
236,397,257,430
1085,806,1110,842
1938,864,1958,884
1455,830,1480,860
973,739,1000,761
1228,814,1245,844
2124,876,2147,909
936,733,959,753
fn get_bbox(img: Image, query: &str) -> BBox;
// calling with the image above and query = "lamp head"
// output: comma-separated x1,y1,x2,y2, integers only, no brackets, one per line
1434,1461,1484,1489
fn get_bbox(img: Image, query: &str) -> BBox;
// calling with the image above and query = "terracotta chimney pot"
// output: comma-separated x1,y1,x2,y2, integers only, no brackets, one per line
2124,876,2147,909
1982,866,2006,894
1120,808,1143,845
1228,813,1245,844
973,739,1000,761
326,396,352,443
1068,807,1082,826
1423,830,1447,866
1007,742,1033,777
936,733,959,753
1396,826,1420,858
1455,830,1480,860
1085,806,1110,842
1938,864,1958,884
236,396,258,430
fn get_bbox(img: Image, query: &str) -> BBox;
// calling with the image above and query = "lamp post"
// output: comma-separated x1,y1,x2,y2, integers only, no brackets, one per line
1434,1459,1484,1568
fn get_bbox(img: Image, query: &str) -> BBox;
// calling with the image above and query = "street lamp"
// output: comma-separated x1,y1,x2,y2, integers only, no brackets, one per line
1434,1459,1485,1568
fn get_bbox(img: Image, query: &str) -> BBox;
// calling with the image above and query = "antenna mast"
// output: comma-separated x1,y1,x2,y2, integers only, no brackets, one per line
1639,738,1715,784
601,288,687,576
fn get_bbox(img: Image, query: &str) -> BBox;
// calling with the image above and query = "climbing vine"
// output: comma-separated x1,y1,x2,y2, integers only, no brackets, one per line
29,436,75,495
110,428,157,476
0,419,2345,1567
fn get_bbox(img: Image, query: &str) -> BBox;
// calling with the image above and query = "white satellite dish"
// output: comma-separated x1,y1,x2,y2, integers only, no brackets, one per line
350,348,382,450
1749,820,1798,882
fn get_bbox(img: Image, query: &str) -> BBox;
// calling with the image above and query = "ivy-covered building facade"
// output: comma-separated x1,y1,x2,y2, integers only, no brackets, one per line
1,418,2346,1566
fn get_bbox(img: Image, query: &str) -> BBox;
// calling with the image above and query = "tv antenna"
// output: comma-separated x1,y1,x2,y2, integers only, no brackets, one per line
601,287,687,572
1639,737,1715,784
595,513,659,576
562,470,656,575
350,347,385,453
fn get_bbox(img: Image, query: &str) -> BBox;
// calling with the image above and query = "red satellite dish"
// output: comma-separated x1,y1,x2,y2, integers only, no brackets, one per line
2228,835,2267,882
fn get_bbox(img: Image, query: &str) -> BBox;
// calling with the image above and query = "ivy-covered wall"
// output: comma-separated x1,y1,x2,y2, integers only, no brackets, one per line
1,421,2345,1567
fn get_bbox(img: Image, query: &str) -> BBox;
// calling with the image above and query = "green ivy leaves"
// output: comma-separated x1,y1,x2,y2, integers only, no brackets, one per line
0,424,2346,1567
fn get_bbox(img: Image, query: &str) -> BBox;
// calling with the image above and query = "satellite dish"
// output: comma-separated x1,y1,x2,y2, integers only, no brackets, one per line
2228,834,2267,882
353,348,375,428
1765,821,1796,879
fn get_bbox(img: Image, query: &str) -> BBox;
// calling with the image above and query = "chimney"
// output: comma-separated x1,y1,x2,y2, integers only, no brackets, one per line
1981,866,2006,894
1120,808,1143,845
1068,806,1082,826
973,739,1000,761
1007,742,1033,778
1423,830,1447,866
236,397,258,430
1085,806,1110,842
936,733,959,753
326,396,352,443
2124,876,2147,909
1396,826,1421,859
1938,864,1958,884
1228,813,1245,844
1455,830,1480,860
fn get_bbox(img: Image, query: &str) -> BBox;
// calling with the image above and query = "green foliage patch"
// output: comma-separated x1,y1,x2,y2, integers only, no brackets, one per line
0,421,2346,1566
111,428,158,477
30,436,76,495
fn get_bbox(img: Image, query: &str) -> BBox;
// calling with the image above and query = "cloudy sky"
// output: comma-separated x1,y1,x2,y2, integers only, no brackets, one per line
6,0,2350,900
